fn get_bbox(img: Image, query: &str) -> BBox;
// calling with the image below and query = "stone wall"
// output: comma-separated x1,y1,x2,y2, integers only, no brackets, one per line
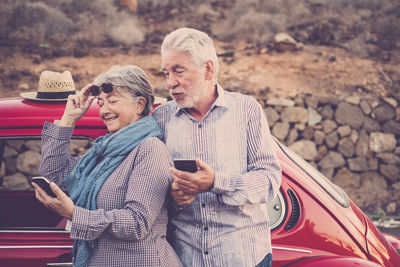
1,95,399,215
0,139,92,191
259,94,400,215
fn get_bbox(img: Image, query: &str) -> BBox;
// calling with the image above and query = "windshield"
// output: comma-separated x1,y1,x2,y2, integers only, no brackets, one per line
276,139,350,207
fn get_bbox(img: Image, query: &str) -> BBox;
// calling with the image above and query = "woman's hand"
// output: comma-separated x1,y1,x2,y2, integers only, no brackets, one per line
60,83,96,127
32,181,75,220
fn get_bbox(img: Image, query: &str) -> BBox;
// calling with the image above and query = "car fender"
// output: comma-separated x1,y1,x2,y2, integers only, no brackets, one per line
384,233,400,251
284,255,382,267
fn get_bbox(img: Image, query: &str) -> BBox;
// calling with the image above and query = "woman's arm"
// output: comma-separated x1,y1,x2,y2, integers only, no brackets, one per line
39,84,96,186
39,122,80,187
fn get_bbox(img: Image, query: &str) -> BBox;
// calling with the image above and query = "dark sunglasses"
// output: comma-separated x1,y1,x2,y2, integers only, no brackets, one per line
90,83,114,96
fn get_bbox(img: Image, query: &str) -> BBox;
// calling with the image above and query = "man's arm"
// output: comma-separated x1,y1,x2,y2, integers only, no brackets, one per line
211,100,282,205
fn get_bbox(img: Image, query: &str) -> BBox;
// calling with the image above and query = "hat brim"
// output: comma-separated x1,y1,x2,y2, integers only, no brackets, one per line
20,91,75,102
21,92,167,103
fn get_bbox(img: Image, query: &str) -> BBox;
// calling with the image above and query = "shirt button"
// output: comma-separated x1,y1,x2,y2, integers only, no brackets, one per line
198,124,202,128
204,226,208,231
204,251,209,255
202,203,206,208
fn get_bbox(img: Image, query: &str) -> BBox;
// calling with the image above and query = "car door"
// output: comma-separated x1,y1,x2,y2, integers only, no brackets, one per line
0,136,92,267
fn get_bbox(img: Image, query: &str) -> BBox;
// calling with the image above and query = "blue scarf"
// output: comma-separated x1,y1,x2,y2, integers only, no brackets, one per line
65,116,162,267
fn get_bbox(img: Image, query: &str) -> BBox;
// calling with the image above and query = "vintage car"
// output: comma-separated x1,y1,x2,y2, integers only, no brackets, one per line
0,96,399,267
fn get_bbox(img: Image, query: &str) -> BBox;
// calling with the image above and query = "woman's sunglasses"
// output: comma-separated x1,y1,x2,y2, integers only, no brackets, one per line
89,83,114,96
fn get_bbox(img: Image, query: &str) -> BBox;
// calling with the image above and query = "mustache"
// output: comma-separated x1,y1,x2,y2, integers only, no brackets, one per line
170,89,186,95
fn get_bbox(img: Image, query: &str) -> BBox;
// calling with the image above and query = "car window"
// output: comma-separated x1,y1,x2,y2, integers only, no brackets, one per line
0,138,93,192
276,139,350,207
0,137,92,229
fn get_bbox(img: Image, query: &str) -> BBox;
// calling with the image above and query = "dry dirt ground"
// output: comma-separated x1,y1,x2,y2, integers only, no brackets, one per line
1,0,399,100
1,41,399,101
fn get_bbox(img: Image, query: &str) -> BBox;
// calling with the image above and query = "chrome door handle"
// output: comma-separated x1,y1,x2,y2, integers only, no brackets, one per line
46,263,73,266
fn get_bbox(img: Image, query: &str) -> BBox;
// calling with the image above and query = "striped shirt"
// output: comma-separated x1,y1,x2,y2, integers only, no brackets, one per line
152,85,282,267
40,122,182,267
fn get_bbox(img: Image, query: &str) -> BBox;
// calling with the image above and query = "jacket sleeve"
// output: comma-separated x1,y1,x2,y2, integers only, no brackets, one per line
39,121,81,187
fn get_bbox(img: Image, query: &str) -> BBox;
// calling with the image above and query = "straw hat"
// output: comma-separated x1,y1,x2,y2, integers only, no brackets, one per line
20,70,76,101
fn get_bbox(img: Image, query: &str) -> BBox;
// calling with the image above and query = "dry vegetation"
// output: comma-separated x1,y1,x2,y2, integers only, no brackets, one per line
0,0,399,99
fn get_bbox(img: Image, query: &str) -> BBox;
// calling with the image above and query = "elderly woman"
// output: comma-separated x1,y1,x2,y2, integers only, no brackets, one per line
32,65,182,267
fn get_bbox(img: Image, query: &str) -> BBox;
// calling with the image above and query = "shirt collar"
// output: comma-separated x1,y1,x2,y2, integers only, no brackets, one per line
173,83,228,117
213,83,228,108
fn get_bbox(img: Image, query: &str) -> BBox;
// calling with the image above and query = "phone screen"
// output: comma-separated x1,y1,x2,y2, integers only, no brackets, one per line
32,176,57,198
173,159,197,173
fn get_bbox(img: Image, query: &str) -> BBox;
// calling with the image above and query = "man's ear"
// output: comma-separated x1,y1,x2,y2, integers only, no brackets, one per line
136,96,146,115
204,60,214,81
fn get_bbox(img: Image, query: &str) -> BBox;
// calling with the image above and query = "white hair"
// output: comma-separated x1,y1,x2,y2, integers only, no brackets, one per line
94,65,154,116
161,27,219,83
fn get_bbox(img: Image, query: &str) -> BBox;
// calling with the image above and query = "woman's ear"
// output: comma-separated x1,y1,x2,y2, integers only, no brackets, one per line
204,60,214,81
136,96,146,115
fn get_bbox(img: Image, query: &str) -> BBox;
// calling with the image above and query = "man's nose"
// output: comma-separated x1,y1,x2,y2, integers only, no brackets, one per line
166,73,179,89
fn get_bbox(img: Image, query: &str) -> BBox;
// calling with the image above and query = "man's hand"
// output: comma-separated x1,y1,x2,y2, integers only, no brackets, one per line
170,158,215,195
170,182,195,206
32,181,74,220
60,83,96,127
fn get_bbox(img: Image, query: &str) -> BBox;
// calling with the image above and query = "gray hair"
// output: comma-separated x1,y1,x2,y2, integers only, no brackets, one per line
161,27,219,83
93,65,154,116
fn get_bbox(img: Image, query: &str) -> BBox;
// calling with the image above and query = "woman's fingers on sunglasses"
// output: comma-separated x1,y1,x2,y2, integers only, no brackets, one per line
81,83,95,96
80,93,86,109
67,94,78,108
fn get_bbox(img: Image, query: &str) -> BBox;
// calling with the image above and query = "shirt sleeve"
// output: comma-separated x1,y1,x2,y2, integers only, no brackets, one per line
70,138,173,241
39,121,81,187
211,99,282,205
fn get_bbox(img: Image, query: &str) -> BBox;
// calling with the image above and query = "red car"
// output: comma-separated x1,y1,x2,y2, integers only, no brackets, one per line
0,97,399,267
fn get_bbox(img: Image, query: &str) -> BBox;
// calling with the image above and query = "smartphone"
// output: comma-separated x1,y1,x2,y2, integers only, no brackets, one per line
173,159,198,173
32,176,57,198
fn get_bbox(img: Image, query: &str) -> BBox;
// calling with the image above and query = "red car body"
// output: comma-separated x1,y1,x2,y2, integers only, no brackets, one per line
0,97,399,266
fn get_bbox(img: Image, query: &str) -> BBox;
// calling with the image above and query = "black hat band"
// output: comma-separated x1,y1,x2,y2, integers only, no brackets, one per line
36,91,76,99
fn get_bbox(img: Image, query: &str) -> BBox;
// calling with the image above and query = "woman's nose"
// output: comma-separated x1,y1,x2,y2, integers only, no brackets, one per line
100,102,110,116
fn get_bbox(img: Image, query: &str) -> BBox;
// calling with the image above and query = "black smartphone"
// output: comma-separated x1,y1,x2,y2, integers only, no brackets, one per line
173,159,198,173
32,176,57,198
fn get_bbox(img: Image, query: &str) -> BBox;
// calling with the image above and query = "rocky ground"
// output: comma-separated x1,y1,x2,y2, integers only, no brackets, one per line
1,40,399,102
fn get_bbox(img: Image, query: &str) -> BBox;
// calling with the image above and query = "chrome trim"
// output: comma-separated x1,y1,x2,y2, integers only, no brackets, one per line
46,263,73,267
272,246,312,254
0,245,72,249
268,192,286,229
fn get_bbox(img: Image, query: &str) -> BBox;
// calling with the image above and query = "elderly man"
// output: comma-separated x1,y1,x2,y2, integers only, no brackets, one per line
152,27,282,267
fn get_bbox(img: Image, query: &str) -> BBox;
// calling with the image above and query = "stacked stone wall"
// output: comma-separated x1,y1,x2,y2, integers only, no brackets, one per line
259,94,400,215
0,139,91,191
